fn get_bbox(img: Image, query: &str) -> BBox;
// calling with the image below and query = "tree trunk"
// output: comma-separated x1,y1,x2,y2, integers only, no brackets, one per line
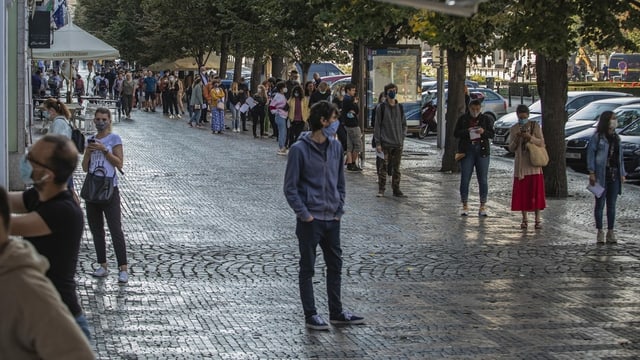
234,42,243,81
351,40,362,92
219,34,230,79
536,54,568,198
251,52,263,92
440,48,467,173
301,62,312,84
271,55,284,80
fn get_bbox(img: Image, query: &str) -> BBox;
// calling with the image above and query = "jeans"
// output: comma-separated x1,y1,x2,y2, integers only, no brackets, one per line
594,177,621,230
253,109,265,136
230,105,240,129
190,107,201,125
276,115,287,149
75,314,91,340
459,143,490,204
86,187,128,267
296,219,343,319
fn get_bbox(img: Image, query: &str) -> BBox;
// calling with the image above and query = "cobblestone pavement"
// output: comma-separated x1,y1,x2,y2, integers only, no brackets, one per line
72,109,640,359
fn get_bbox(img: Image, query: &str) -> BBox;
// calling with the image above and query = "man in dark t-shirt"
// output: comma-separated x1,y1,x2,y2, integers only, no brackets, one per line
9,134,89,338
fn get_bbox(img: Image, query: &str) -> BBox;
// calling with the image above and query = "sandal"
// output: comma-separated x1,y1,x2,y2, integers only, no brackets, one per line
520,221,528,229
534,221,542,229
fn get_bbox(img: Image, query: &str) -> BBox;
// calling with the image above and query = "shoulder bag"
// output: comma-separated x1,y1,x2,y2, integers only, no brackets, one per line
526,123,549,167
80,172,115,203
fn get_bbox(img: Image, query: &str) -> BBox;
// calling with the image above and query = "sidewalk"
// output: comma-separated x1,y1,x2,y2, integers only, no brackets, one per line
74,108,639,359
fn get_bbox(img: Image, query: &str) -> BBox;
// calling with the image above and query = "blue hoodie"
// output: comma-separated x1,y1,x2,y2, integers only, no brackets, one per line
284,132,345,221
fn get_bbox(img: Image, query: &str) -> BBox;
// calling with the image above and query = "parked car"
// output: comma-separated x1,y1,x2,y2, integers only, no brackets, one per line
492,91,633,150
564,97,640,138
421,87,507,121
421,79,478,92
295,62,344,80
320,74,350,87
565,104,640,172
620,121,640,179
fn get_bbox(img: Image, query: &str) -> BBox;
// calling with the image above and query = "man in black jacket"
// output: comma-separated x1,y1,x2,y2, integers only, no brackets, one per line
341,84,362,171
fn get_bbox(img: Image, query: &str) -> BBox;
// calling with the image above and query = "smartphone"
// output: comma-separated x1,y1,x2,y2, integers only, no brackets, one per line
88,139,96,143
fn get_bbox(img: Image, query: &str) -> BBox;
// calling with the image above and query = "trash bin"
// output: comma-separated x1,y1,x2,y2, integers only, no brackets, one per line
486,77,495,90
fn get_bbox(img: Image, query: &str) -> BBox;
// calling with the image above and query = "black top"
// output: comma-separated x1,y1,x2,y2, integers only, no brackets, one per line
453,112,495,157
23,188,84,316
309,91,330,106
340,95,359,127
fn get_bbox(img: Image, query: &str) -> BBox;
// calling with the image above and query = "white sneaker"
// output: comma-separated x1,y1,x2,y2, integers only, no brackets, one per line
118,270,128,283
92,267,108,277
461,205,469,216
478,206,488,217
277,149,287,156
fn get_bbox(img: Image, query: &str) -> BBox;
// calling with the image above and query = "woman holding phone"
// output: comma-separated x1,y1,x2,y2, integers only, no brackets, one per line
82,108,129,283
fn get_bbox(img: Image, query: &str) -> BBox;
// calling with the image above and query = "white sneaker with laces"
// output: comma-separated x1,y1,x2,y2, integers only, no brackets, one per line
118,270,128,283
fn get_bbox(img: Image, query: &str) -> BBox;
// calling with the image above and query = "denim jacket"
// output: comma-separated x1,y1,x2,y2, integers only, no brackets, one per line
586,132,626,194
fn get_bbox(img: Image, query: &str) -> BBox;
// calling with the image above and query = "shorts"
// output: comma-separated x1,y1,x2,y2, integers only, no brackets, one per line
346,126,362,152
145,91,156,101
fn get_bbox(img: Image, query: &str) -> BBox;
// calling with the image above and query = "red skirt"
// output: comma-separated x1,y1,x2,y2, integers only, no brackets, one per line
511,174,546,211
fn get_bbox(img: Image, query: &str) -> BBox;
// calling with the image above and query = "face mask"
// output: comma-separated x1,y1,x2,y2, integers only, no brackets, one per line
387,91,396,99
283,88,288,93
347,112,355,119
294,92,300,97
470,111,481,118
322,120,340,138
609,120,618,129
95,121,108,131
169,76,175,81
320,90,326,95
20,156,49,185
517,117,528,126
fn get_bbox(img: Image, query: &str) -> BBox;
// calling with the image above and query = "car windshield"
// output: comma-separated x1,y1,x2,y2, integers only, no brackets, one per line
621,120,640,135
569,103,622,121
614,108,640,129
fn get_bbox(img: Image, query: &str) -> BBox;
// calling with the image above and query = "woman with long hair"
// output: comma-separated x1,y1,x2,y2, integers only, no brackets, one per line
269,81,289,155
42,98,78,199
587,110,627,244
228,82,241,132
188,77,204,128
251,85,268,138
508,105,546,229
287,84,309,147
82,108,129,283
209,80,226,134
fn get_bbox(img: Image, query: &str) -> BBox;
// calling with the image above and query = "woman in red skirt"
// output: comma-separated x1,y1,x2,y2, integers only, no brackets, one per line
509,105,547,229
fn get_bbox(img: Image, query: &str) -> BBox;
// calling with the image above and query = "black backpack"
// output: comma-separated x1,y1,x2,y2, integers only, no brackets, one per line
68,122,85,154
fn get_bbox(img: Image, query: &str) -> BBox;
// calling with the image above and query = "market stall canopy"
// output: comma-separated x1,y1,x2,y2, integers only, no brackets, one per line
147,56,233,71
31,21,119,60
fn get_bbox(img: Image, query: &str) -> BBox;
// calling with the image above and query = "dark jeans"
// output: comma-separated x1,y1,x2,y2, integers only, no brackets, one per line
595,177,621,230
378,146,403,192
121,94,133,117
288,121,305,147
268,112,277,136
161,91,169,114
295,219,343,319
168,93,179,115
86,187,128,267
459,143,490,204
252,109,265,136
241,111,248,130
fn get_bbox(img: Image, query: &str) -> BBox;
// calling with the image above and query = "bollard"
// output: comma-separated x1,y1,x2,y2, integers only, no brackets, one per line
520,86,524,104
508,85,512,107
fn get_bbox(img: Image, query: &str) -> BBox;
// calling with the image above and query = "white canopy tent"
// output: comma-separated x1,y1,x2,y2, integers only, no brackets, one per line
31,20,120,102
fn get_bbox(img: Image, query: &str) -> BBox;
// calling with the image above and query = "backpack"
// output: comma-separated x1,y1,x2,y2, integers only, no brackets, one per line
98,78,107,92
67,122,85,154
48,77,58,89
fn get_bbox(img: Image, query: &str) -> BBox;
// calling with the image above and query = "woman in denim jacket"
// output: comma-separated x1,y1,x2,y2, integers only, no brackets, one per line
586,111,626,244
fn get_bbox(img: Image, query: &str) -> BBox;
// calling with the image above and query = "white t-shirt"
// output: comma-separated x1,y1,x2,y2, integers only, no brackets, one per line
49,116,72,138
87,133,122,186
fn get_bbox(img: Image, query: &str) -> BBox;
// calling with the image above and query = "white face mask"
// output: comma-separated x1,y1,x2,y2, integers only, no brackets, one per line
609,120,618,129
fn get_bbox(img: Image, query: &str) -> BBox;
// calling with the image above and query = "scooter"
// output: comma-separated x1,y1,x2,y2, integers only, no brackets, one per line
417,100,437,139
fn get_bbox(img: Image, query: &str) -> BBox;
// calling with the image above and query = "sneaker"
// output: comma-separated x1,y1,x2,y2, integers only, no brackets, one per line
346,164,357,171
377,190,384,197
92,267,108,277
461,205,469,216
393,190,406,197
478,206,488,217
330,310,364,325
305,314,329,330
596,229,605,244
606,229,616,244
118,270,128,283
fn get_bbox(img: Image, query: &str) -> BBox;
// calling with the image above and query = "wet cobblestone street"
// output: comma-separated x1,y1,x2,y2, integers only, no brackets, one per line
73,110,640,359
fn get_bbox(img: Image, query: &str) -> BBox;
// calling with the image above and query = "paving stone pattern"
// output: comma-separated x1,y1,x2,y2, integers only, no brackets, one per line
73,110,640,359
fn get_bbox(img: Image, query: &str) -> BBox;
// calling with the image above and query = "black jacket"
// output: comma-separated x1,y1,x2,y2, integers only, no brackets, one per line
340,95,359,127
454,113,495,157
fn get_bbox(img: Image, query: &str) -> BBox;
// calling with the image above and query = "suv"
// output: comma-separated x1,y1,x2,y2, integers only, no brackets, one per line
565,104,640,172
564,97,640,138
492,91,632,150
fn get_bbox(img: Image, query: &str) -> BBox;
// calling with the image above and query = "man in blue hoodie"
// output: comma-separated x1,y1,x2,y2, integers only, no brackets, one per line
284,100,364,331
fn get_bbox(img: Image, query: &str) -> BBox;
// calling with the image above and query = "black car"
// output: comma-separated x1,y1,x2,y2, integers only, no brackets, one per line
565,104,640,172
620,121,640,179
